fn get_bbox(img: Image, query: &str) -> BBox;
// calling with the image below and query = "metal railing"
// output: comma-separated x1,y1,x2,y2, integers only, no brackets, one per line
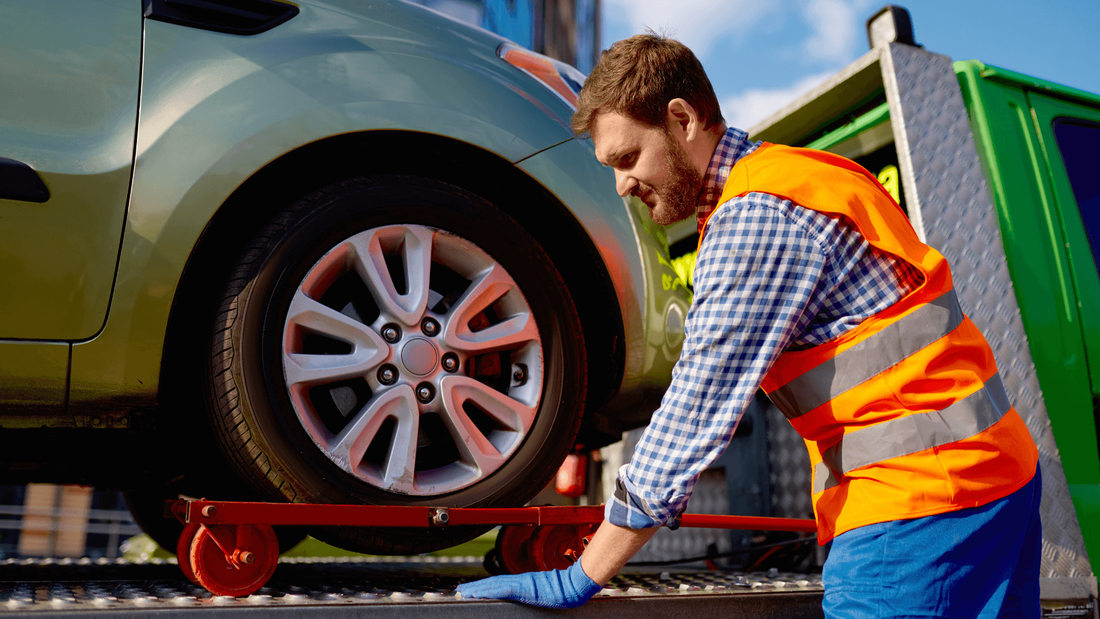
0,486,142,560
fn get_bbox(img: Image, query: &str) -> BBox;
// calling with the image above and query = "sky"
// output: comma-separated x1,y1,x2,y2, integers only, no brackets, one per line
600,0,1100,131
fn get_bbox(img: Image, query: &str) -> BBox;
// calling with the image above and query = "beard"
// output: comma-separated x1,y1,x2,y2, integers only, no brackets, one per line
639,131,703,226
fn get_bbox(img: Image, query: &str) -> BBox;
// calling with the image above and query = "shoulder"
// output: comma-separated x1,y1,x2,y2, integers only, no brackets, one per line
704,193,854,256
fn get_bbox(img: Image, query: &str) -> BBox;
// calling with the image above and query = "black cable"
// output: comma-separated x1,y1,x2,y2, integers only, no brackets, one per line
624,534,817,567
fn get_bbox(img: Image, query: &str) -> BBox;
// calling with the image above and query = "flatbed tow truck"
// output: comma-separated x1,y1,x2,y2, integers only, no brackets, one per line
1,6,1098,618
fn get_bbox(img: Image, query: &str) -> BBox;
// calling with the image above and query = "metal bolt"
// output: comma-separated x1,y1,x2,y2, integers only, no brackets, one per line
238,551,256,565
416,383,435,403
378,365,398,385
381,323,401,343
441,353,459,373
421,317,440,337
512,364,527,384
201,505,217,518
431,509,450,526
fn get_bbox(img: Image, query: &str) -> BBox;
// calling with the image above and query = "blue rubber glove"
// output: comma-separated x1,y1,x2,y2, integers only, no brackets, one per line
455,559,602,609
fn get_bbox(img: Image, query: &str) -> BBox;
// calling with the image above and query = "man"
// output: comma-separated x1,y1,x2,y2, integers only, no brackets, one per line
458,34,1041,618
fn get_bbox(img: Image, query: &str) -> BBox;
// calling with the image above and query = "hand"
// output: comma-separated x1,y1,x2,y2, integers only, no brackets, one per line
455,558,602,609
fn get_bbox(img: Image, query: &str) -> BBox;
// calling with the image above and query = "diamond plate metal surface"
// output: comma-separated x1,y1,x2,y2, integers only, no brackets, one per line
882,42,1092,578
638,468,736,563
765,400,813,521
0,556,822,613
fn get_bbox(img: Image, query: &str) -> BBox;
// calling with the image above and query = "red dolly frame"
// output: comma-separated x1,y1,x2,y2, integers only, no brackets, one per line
169,499,817,597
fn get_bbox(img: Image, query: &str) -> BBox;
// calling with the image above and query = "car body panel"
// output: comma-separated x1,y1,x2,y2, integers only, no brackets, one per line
0,0,140,340
64,0,685,422
0,342,69,424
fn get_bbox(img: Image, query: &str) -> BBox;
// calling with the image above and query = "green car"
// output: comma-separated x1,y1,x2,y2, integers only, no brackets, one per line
0,0,690,553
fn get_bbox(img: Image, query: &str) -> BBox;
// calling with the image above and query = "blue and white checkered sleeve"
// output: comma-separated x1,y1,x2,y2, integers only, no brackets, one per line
605,196,830,529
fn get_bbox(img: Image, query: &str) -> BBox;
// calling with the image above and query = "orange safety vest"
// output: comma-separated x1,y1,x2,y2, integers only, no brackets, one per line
699,143,1038,544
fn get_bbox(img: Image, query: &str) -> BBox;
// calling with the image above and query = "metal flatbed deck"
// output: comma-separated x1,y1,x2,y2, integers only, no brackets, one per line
0,556,824,618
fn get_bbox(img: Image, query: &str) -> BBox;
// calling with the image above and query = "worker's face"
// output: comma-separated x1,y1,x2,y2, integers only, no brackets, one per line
592,111,702,226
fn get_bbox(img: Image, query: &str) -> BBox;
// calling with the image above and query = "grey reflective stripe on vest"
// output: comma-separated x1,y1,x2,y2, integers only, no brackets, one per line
770,289,964,420
812,373,1012,494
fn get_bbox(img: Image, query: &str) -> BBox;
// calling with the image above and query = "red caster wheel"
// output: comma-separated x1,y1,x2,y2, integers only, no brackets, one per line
188,523,279,597
176,523,202,584
530,523,597,571
494,525,540,574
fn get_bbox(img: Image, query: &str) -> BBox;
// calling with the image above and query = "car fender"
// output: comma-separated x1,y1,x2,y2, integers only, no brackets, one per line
518,140,691,429
70,2,687,415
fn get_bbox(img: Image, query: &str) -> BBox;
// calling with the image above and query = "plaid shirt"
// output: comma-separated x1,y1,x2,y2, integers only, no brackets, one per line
607,127,922,529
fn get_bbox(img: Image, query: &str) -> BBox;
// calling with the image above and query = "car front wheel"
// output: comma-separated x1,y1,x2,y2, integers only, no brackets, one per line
205,176,586,554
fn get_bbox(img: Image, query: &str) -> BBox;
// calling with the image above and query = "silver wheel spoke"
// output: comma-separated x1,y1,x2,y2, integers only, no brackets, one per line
439,376,535,472
284,293,389,387
443,264,537,353
328,386,419,494
349,227,434,326
453,313,539,354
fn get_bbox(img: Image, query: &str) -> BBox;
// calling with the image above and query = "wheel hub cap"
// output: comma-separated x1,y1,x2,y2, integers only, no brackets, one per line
400,337,438,376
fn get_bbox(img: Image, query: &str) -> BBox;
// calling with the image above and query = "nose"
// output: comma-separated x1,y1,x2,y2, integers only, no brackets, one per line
614,169,637,198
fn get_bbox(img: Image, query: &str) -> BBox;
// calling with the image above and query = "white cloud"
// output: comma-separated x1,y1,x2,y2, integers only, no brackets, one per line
722,71,835,130
603,0,868,130
602,0,779,58
802,0,858,63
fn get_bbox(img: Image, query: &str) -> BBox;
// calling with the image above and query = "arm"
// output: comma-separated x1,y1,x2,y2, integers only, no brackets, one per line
576,520,659,585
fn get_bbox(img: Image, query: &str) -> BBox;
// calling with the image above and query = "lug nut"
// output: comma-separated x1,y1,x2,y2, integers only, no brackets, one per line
416,383,435,403
381,323,401,343
421,317,440,337
378,365,398,385
441,353,459,373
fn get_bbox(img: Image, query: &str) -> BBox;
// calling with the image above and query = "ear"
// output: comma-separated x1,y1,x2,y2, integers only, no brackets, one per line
666,98,701,142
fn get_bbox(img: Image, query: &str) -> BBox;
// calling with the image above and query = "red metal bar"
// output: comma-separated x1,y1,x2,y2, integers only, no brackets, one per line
172,500,815,533
679,513,816,533
175,501,434,528
444,505,605,527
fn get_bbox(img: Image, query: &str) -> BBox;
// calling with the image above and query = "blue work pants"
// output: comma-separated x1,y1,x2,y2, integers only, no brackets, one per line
822,466,1042,618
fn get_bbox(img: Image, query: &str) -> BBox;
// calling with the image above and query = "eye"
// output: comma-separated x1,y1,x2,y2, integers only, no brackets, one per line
619,152,638,168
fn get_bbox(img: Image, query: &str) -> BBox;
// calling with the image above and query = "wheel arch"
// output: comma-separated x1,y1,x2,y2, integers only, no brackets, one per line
158,130,626,444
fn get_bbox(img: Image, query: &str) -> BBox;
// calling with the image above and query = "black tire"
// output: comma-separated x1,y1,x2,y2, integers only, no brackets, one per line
205,176,587,554
123,487,184,554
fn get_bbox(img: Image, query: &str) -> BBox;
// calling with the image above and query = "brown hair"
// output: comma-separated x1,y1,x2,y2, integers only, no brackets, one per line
571,33,723,136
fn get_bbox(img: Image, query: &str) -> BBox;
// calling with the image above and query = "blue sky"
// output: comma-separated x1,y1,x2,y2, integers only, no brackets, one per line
601,1,1100,130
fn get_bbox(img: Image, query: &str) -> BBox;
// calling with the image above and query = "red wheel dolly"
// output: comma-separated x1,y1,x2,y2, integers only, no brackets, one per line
169,498,816,597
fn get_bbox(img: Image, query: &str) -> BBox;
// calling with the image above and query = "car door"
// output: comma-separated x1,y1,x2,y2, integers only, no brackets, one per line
1029,93,1100,430
0,0,139,416
0,0,140,341
1028,90,1100,561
